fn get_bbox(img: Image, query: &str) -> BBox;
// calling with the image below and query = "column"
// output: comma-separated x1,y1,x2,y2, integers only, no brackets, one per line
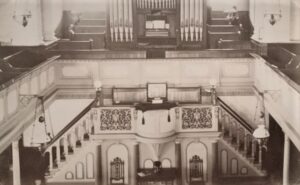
175,140,182,185
130,142,139,185
210,140,218,184
12,141,21,185
283,134,290,185
96,144,102,185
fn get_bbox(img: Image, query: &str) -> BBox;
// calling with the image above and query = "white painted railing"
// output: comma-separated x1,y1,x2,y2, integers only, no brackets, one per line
252,54,300,150
0,56,59,153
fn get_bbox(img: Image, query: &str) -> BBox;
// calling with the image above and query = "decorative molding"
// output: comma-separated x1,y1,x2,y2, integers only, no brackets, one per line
100,109,132,131
182,107,212,129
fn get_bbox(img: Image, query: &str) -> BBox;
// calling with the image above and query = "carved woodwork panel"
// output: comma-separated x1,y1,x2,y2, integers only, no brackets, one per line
100,109,132,131
182,107,212,129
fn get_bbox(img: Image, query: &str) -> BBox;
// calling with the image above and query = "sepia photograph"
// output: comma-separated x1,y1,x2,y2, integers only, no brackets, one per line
0,0,300,185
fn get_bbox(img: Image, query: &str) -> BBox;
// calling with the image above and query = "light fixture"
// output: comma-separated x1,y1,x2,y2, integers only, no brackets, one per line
264,0,282,25
94,80,102,107
13,11,32,27
30,96,54,148
253,93,270,146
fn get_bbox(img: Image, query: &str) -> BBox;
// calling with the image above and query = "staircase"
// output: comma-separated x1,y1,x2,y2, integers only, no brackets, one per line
217,98,267,180
42,101,96,183
57,11,106,50
208,11,252,50
41,97,268,184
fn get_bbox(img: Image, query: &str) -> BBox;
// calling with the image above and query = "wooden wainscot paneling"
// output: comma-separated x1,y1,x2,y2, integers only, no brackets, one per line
19,76,30,95
7,85,19,115
99,61,140,85
0,94,5,122
30,74,39,95
168,87,202,103
100,62,131,79
179,105,219,132
39,70,48,91
112,87,147,104
48,66,55,85
221,62,251,78
62,64,90,78
140,61,179,82
220,59,254,86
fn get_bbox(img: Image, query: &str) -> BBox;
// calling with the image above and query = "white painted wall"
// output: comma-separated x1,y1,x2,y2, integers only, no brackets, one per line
0,0,63,45
41,0,63,41
219,96,259,128
63,0,106,13
290,0,300,40
0,0,43,45
250,0,297,42
208,0,249,11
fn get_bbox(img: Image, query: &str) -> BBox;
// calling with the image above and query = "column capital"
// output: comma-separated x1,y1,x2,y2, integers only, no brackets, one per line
175,139,181,144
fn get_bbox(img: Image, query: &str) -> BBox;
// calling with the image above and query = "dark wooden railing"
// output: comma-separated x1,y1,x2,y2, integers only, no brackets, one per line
217,97,253,132
42,100,95,153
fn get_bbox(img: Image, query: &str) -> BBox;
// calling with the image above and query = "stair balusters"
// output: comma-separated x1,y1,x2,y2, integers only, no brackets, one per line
219,107,264,170
43,113,93,178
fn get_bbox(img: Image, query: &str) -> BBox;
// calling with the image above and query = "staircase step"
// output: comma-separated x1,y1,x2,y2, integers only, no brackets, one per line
208,31,241,49
57,40,93,50
74,25,106,33
218,40,252,50
207,24,239,32
73,33,106,49
210,18,230,25
220,139,266,177
77,19,106,26
211,11,228,19
79,11,106,19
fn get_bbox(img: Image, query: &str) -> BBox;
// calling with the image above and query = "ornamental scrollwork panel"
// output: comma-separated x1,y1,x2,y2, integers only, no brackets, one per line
100,109,132,131
182,107,212,129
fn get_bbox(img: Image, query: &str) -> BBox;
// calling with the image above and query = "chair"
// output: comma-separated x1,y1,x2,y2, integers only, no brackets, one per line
110,157,125,185
189,155,204,184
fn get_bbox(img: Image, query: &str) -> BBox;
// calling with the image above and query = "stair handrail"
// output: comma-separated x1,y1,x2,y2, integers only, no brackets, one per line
217,97,253,132
42,100,95,153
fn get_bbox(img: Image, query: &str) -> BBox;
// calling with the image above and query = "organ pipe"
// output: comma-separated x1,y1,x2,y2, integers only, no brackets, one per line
180,0,184,41
114,0,119,42
118,0,124,42
195,0,200,41
184,0,189,41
